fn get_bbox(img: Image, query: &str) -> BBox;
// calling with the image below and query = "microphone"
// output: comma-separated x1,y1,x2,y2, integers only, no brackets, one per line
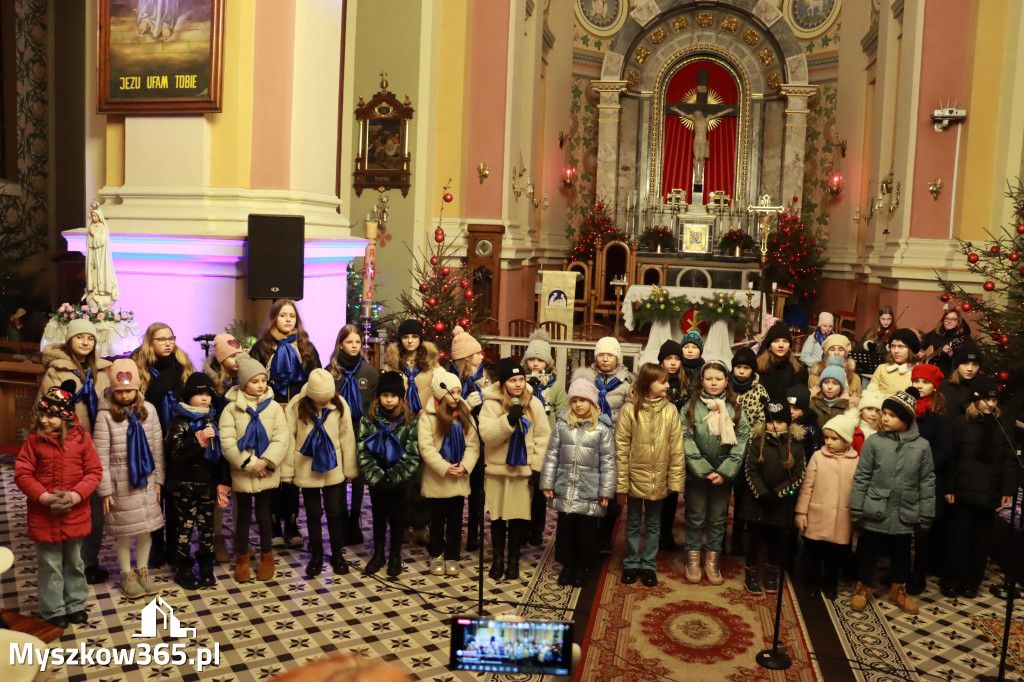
194,333,216,342
511,397,522,433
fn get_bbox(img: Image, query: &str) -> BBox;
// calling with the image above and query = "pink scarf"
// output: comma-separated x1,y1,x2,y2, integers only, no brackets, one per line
700,396,737,445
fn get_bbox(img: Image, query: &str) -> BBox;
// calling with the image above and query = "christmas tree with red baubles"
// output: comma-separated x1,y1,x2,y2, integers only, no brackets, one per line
765,198,828,304
936,177,1024,409
381,181,481,359
570,200,619,262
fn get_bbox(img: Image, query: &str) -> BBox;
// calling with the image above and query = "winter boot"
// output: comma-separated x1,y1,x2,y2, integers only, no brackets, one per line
685,550,703,584
173,558,200,591
121,570,145,599
284,516,303,548
764,565,781,594
256,550,276,581
197,558,216,588
330,543,350,575
888,583,919,614
850,581,871,611
489,520,507,580
136,566,159,595
386,551,403,577
505,521,524,581
213,535,230,564
234,553,252,583
704,550,724,586
744,566,763,594
305,549,323,579
365,543,386,574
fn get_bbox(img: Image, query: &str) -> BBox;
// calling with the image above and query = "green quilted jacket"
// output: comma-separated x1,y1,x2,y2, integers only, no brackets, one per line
681,398,751,482
357,406,420,490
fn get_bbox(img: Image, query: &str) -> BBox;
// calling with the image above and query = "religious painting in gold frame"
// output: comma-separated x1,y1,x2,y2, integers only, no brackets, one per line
354,74,414,197
681,223,710,253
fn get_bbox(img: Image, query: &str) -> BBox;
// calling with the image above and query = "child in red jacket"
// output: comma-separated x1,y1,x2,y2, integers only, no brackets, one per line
14,382,103,629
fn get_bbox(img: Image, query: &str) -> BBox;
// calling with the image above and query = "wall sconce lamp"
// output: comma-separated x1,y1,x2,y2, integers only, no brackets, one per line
825,132,846,198
560,166,577,190
928,178,943,200
558,131,570,148
888,181,901,213
826,169,844,198
879,172,893,196
511,163,527,199
477,162,490,184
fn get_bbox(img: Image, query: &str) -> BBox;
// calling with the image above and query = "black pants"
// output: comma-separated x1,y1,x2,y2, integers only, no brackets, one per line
745,522,787,567
944,503,994,590
491,518,527,561
428,497,465,560
529,473,547,539
273,481,301,527
660,492,679,539
348,478,364,528
172,484,216,565
235,491,274,554
857,530,912,585
81,494,105,566
804,538,849,590
599,497,622,547
467,459,485,545
555,512,599,569
369,486,406,557
151,493,177,558
302,484,347,554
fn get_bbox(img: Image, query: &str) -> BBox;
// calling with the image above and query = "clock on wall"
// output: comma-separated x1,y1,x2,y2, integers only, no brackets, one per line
466,225,504,321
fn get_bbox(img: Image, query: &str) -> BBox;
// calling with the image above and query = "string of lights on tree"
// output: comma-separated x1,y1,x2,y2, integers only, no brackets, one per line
765,198,828,302
937,177,1024,408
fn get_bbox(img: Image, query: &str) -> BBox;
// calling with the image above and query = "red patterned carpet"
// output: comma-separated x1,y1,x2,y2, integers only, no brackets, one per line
577,529,820,681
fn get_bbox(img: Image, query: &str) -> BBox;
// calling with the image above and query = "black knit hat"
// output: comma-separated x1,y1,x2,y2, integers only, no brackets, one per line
731,346,757,370
762,321,793,348
883,386,920,424
766,399,792,424
181,372,218,403
786,384,811,412
377,371,406,397
889,328,921,355
955,338,983,367
498,357,525,385
397,319,423,338
658,339,684,363
971,374,999,400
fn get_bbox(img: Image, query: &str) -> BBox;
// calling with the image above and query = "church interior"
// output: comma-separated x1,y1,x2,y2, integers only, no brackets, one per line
2,0,1024,680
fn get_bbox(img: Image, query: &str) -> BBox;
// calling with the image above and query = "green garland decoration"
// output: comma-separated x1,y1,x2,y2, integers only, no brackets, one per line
694,291,747,325
632,285,688,326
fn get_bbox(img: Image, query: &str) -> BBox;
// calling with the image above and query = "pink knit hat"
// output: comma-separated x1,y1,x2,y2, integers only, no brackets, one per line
214,333,243,363
108,357,141,391
567,378,599,406
450,326,483,360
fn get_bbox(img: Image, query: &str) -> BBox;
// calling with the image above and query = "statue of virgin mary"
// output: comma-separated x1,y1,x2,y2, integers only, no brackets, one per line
85,204,120,308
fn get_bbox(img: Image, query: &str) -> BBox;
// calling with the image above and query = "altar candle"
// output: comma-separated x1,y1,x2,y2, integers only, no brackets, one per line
363,221,378,304
748,281,753,290
772,281,777,291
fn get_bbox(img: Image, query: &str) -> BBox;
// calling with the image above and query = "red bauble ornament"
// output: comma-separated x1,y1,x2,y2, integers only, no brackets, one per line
434,321,446,333
940,293,951,302
989,320,1001,331
1017,223,1024,234
459,317,470,327
596,203,604,211
460,278,470,288
999,371,1010,381
441,266,451,276
430,256,439,266
967,253,980,264
464,289,474,299
419,283,428,293
984,281,996,291
816,249,822,255
443,192,453,203
435,232,445,244
991,245,1001,254
426,297,437,306
1010,253,1020,262
1020,266,1024,276
961,301,973,312
993,333,1003,342
441,285,449,292
1000,335,1010,345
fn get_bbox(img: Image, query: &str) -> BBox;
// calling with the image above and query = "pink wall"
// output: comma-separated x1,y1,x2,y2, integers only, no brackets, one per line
250,0,297,190
908,1,970,239
464,0,509,219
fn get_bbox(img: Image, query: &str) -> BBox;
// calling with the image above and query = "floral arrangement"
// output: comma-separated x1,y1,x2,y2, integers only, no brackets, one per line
717,229,754,253
633,285,688,326
639,226,675,252
694,291,748,326
50,302,135,325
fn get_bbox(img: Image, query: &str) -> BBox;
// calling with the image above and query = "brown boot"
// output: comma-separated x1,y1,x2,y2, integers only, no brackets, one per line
214,535,230,564
888,583,919,614
850,581,871,611
685,550,702,584
704,551,724,586
257,550,276,581
234,553,251,583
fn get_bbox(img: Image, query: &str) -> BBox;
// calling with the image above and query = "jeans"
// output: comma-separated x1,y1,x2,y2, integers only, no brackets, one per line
684,477,732,552
624,497,663,570
302,484,347,553
234,491,274,554
428,496,465,560
36,539,87,619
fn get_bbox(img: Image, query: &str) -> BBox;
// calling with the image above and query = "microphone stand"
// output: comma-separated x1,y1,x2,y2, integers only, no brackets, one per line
979,415,1023,682
756,419,793,671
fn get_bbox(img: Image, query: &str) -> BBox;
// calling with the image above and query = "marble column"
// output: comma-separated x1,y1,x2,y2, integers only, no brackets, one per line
592,80,627,214
780,85,818,213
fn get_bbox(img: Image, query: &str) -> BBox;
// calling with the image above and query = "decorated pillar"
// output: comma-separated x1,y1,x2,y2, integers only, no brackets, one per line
592,80,627,212
780,84,817,212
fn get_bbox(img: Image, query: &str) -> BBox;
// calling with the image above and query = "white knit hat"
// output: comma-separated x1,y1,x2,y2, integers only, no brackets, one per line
305,368,336,403
66,318,98,341
594,336,622,362
524,329,553,365
859,387,884,412
430,367,463,400
818,312,834,328
823,412,858,444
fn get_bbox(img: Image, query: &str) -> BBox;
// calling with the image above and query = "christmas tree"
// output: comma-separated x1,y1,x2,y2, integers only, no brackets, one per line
380,181,482,359
936,177,1024,409
570,200,619,262
765,199,828,304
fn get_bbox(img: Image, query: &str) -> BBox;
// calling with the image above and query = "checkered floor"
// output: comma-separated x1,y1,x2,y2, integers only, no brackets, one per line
0,461,579,681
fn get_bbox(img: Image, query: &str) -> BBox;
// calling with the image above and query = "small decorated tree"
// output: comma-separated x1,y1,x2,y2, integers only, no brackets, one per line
936,178,1024,409
570,200,619,262
765,199,828,304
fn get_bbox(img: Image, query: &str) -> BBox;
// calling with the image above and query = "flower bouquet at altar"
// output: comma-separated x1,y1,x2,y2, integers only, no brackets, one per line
632,285,688,328
41,302,141,357
639,226,675,253
717,229,754,257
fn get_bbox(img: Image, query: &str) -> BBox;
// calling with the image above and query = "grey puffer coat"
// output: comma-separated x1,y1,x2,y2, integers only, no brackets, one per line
849,423,936,535
540,411,617,517
94,392,166,537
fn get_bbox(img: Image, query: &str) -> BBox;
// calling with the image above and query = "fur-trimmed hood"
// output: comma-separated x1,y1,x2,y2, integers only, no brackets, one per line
750,421,806,440
810,355,856,378
384,340,439,373
41,342,112,374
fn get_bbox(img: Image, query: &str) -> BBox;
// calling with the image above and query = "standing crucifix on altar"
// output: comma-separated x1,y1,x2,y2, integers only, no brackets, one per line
667,69,736,195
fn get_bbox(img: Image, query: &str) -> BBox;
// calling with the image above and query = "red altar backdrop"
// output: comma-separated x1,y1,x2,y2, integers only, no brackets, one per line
661,61,739,204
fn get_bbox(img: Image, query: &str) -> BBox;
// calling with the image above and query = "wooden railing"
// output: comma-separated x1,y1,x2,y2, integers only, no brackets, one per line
482,335,645,386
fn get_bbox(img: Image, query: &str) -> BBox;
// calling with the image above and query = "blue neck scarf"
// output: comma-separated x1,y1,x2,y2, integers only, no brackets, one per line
337,357,364,421
505,414,531,466
403,365,423,412
595,375,622,420
172,402,222,463
300,407,337,473
439,418,465,465
147,366,178,430
71,369,98,425
365,417,404,466
815,329,827,347
270,334,305,400
125,411,156,488
530,374,557,409
237,397,273,457
456,362,485,404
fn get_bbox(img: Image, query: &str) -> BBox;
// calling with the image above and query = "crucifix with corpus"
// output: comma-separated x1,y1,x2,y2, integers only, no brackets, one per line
667,69,737,195
747,193,786,307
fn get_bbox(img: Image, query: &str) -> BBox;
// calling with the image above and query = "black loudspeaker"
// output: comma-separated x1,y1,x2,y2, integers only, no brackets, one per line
247,214,305,300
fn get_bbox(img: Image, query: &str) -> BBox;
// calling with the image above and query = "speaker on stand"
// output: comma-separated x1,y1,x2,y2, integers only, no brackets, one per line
246,214,305,300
